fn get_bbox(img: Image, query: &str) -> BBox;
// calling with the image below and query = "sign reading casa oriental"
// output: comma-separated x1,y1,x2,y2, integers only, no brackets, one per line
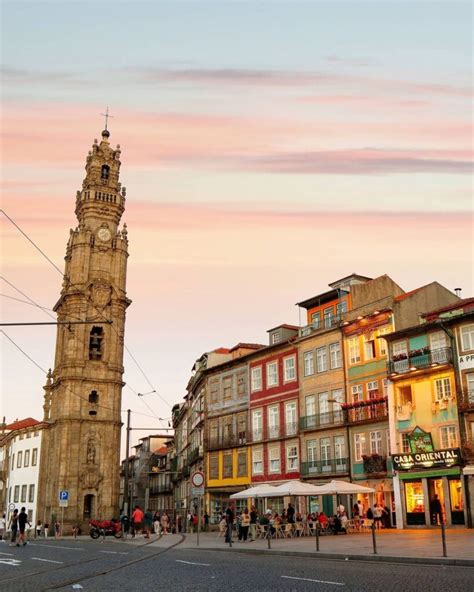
391,448,462,471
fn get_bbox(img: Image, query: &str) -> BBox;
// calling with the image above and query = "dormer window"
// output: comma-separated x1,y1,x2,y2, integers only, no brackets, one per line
271,332,281,344
101,165,110,180
89,326,103,360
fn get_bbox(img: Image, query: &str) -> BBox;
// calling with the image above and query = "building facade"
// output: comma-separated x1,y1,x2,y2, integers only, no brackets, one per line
37,128,130,528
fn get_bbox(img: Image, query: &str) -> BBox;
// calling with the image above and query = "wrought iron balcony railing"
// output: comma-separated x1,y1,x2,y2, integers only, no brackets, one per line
388,347,453,375
301,458,349,476
458,389,474,410
249,423,298,442
344,398,388,424
205,432,247,450
300,410,344,431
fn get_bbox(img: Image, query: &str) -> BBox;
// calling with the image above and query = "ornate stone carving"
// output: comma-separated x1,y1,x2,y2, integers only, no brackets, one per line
91,282,112,309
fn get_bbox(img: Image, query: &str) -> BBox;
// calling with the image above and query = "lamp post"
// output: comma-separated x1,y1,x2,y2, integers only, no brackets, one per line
328,398,351,510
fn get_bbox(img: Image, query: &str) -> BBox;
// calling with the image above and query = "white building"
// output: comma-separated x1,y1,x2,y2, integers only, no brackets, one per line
2,418,44,527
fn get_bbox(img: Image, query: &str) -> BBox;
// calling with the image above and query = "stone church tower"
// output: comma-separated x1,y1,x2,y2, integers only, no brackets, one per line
37,128,130,527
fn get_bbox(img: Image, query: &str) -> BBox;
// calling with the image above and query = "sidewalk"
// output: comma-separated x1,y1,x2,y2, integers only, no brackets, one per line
178,529,474,567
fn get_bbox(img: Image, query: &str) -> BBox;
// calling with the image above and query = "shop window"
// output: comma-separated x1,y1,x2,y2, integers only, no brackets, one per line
449,479,465,525
405,480,426,525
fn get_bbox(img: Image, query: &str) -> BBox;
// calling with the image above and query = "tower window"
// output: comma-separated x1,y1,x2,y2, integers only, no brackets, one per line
89,390,99,404
101,165,110,180
89,326,103,360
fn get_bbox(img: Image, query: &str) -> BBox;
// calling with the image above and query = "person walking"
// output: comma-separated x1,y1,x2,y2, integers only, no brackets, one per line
160,511,169,534
249,505,258,541
35,520,43,539
131,505,144,538
144,509,153,539
225,504,234,544
430,494,443,525
287,503,295,525
153,512,161,535
373,503,383,530
0,513,6,541
9,510,19,546
18,508,30,546
239,508,250,542
203,511,209,532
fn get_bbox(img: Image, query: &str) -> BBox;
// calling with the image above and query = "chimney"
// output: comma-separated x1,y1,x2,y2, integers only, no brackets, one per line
454,288,462,298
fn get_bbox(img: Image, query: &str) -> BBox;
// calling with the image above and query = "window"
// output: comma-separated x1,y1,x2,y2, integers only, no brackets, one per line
26,431,31,439
24,450,30,468
271,332,281,344
392,340,408,357
354,433,367,461
316,347,327,373
284,356,296,382
32,448,38,466
461,324,474,351
14,485,19,503
305,395,316,426
237,450,247,477
367,381,378,399
324,307,334,328
382,379,389,397
21,484,27,503
398,385,413,406
435,377,451,401
89,390,99,404
267,362,278,387
252,409,263,441
252,448,263,474
237,414,247,443
268,406,280,438
251,367,262,391
307,439,317,464
320,437,331,471
89,326,104,360
440,426,457,448
101,164,110,179
209,421,218,446
286,444,299,471
348,337,361,364
430,331,447,351
351,384,363,403
334,436,346,465
467,373,474,401
223,376,232,400
331,389,344,422
377,326,391,356
209,380,219,403
311,312,321,328
336,300,348,316
223,453,233,478
329,343,342,369
209,454,219,479
303,351,314,376
319,392,329,424
222,415,233,440
11,453,15,471
237,372,246,397
401,433,411,453
364,335,376,360
269,446,280,473
370,430,383,454
17,451,23,468
285,401,297,435
28,484,35,503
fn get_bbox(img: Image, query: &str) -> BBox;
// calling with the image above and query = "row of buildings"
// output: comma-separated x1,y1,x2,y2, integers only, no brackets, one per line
135,273,473,529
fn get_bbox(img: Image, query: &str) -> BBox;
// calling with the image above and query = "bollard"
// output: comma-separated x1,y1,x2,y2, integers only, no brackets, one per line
315,523,320,552
440,520,447,557
371,521,377,555
267,527,272,549
228,525,232,548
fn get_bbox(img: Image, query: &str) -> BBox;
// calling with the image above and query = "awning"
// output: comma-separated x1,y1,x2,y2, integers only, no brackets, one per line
313,480,375,495
229,484,278,499
271,480,326,496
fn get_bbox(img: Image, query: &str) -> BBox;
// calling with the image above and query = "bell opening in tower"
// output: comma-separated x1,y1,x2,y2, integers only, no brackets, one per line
89,326,103,360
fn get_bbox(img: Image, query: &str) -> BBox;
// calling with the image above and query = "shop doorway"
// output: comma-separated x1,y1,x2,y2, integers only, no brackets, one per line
404,480,425,525
448,478,465,525
427,478,445,525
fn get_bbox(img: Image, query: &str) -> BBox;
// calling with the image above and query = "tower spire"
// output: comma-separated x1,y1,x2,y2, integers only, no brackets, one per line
100,106,113,132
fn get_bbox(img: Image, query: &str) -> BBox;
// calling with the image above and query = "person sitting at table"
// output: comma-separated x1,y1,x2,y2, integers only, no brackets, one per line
340,512,349,531
317,511,328,528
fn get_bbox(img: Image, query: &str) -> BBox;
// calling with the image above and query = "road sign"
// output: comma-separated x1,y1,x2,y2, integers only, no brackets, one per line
191,471,204,488
191,486,205,496
59,490,69,501
8,502,15,511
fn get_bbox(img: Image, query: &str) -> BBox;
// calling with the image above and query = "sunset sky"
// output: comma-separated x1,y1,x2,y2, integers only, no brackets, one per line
1,1,472,447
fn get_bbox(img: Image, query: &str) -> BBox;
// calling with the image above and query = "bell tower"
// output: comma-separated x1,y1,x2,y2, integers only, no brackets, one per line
37,128,130,526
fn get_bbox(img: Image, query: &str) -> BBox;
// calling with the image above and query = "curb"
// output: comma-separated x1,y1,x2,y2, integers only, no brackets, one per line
180,544,474,568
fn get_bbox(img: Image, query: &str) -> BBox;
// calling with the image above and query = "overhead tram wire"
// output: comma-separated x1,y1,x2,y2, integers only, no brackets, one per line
1,330,165,425
1,210,171,408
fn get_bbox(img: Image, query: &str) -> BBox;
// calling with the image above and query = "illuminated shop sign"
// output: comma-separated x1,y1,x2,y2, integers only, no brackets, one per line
391,448,462,471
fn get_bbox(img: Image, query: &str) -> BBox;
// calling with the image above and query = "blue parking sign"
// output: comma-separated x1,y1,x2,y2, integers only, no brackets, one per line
59,490,69,502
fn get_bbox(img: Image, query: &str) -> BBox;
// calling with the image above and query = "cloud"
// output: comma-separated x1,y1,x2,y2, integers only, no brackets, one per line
1,66,87,86
324,55,378,68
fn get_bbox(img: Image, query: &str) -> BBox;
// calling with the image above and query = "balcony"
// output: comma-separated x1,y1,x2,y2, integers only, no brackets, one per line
300,410,344,431
205,432,247,451
388,347,453,375
458,389,474,410
344,398,388,424
301,458,349,476
182,465,190,478
299,314,342,338
187,446,203,465
249,423,298,442
362,454,387,474
150,481,172,495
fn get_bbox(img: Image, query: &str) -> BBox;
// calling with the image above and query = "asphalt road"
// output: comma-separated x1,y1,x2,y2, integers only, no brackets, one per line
0,538,472,591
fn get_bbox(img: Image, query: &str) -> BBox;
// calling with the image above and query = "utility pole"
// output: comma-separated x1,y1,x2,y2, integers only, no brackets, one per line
123,409,131,516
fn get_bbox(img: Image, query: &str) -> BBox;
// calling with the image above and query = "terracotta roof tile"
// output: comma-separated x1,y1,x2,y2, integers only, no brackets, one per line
4,417,41,431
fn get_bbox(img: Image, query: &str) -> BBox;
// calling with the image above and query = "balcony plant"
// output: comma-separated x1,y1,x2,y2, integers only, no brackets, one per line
362,453,387,474
392,353,408,362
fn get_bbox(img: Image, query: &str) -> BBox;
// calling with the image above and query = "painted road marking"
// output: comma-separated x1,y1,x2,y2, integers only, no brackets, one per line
32,557,64,564
0,558,22,566
27,543,84,551
99,551,129,555
281,575,345,586
0,552,15,556
175,559,211,566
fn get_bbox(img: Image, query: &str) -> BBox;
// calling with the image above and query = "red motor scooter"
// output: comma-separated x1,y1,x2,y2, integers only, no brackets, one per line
89,519,122,539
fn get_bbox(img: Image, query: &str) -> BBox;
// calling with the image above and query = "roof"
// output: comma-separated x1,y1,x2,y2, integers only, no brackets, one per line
266,324,299,333
394,287,423,302
228,343,265,352
328,273,372,288
296,288,342,309
422,297,474,319
4,418,41,431
213,347,230,354
153,445,168,456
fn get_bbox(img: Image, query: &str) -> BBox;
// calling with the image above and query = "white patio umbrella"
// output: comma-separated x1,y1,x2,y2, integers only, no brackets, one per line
313,480,375,495
271,480,325,497
229,484,278,499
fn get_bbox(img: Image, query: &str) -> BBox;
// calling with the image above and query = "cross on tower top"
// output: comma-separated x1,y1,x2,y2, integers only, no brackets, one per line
100,106,114,131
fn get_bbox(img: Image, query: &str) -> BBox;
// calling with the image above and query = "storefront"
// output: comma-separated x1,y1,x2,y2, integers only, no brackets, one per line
392,448,466,527
207,490,248,525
